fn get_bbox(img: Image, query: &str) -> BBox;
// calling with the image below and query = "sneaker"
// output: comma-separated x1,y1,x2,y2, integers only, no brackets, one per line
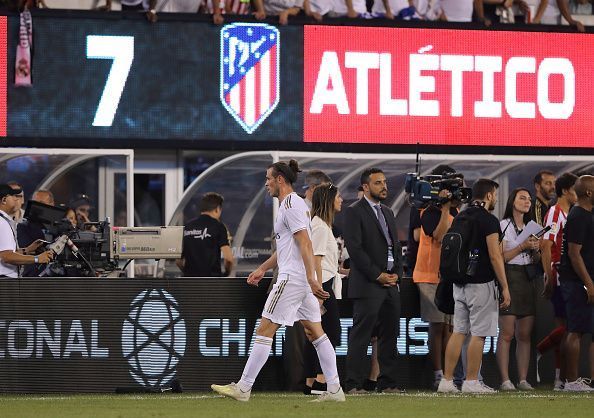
553,379,564,391
517,380,535,391
462,380,496,394
563,378,594,392
311,387,346,402
437,379,460,393
211,382,251,401
500,380,516,391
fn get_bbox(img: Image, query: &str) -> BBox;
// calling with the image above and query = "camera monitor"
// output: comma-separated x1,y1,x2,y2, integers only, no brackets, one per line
110,226,184,260
24,200,67,226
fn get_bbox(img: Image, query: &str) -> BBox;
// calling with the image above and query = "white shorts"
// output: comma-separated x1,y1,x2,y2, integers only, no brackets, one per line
262,274,321,326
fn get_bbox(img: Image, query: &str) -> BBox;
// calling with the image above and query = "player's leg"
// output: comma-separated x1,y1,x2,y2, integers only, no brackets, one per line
211,317,280,401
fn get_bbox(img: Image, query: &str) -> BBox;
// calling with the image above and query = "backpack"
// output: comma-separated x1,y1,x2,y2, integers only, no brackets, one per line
439,206,483,285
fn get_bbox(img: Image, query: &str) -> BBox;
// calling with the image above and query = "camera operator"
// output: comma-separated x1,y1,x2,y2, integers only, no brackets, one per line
17,189,56,277
412,166,461,390
0,184,54,278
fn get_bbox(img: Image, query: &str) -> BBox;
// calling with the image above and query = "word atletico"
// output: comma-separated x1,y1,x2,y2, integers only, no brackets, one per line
309,51,575,120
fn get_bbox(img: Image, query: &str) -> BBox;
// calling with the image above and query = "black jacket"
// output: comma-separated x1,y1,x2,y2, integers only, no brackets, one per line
343,198,403,299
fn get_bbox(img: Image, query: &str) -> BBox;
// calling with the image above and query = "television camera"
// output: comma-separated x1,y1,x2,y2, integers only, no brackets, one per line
404,154,472,208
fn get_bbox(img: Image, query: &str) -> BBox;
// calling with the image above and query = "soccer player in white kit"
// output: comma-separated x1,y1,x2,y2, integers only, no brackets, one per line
211,160,345,402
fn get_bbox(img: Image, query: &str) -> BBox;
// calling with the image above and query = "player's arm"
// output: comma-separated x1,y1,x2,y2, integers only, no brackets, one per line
568,242,594,303
294,230,329,299
221,245,235,277
382,0,395,18
247,252,277,286
486,233,510,308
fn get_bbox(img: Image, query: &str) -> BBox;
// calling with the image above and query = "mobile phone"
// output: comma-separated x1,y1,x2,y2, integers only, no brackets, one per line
532,225,552,239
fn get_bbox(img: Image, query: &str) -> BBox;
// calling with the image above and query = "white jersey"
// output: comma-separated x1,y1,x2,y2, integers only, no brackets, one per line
275,193,311,278
372,0,409,15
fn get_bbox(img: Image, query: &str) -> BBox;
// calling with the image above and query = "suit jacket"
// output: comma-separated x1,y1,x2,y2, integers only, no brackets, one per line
344,198,403,299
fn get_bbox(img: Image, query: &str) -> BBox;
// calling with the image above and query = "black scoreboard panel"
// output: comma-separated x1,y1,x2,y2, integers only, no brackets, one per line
5,15,303,143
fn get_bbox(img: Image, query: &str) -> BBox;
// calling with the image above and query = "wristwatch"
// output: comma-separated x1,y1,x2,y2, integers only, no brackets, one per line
34,255,39,264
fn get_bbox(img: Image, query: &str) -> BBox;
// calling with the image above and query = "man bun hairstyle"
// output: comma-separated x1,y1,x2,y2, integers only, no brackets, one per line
270,159,301,185
472,178,499,200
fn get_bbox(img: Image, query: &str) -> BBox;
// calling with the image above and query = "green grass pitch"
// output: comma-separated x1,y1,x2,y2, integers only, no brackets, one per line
1,391,593,418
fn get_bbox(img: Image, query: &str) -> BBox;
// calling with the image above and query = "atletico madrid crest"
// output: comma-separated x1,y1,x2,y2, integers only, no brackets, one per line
220,23,280,134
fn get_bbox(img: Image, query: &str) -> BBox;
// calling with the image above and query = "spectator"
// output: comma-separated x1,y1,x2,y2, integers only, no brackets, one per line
556,0,586,31
529,170,556,226
7,181,25,222
537,172,578,391
199,0,226,24
414,0,441,20
0,184,53,278
438,178,511,393
343,168,404,394
301,170,332,209
303,0,332,20
497,188,540,391
65,207,78,229
263,0,303,25
176,192,235,277
70,194,94,230
558,175,594,392
226,0,266,17
303,183,343,395
438,0,491,25
412,165,461,390
371,0,419,19
570,0,592,14
328,0,370,18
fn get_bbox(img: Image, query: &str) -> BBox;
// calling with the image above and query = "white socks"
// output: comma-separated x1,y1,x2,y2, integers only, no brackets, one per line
237,336,273,392
312,334,341,393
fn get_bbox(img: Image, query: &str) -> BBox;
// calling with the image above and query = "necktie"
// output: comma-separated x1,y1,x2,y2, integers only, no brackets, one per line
374,204,392,246
375,204,394,271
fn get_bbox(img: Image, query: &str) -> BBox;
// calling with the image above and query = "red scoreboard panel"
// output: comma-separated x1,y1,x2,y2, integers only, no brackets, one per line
304,25,594,148
0,16,6,137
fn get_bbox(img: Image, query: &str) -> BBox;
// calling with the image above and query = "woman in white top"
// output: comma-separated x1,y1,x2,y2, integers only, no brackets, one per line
497,188,541,391
303,183,344,394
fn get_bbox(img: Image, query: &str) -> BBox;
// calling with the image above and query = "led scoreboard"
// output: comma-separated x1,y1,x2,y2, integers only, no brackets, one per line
2,13,594,149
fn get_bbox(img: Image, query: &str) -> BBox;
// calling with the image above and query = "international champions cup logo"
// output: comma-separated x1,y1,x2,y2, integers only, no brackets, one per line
220,23,280,134
122,289,186,389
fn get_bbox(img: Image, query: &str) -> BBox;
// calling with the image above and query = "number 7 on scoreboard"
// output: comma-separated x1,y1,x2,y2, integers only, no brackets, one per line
86,35,134,127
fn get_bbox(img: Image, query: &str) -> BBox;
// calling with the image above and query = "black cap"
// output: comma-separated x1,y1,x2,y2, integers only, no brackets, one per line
69,194,93,209
0,184,22,199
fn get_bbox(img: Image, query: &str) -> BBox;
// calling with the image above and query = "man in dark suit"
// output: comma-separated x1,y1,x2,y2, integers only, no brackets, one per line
343,167,403,393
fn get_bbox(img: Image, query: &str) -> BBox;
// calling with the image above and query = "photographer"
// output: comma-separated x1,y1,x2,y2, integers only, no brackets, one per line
412,165,461,390
497,188,540,391
0,184,54,278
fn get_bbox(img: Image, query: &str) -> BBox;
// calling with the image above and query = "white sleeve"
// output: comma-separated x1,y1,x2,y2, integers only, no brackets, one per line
0,220,15,252
284,206,309,234
311,219,328,256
